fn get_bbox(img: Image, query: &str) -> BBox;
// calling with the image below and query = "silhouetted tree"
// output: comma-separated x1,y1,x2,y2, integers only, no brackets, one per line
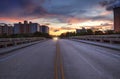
105,30,114,34
95,31,104,35
60,32,76,38
115,31,120,34
86,29,94,35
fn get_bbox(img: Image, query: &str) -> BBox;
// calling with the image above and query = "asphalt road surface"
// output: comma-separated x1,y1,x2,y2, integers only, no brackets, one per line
0,39,120,79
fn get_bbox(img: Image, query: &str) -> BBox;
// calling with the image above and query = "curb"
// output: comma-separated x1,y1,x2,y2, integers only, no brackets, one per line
71,39,120,51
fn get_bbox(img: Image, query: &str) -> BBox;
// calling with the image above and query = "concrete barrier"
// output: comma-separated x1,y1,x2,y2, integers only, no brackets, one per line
0,40,47,55
0,37,45,48
70,35,120,44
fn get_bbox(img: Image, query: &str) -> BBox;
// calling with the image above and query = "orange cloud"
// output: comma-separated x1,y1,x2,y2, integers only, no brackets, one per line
0,17,24,23
67,17,88,24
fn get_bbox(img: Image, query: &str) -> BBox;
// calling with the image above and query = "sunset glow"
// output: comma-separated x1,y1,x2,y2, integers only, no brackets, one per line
0,0,115,35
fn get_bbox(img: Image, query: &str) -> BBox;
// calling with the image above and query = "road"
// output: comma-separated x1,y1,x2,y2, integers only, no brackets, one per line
0,39,120,79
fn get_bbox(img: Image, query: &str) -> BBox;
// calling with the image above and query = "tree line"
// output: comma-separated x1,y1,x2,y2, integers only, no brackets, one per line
60,29,120,38
0,32,51,38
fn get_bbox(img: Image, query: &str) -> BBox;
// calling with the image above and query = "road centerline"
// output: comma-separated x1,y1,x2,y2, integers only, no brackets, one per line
54,41,65,79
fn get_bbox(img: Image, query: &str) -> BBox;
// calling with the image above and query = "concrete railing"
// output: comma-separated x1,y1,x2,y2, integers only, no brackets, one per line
0,37,46,48
70,35,120,44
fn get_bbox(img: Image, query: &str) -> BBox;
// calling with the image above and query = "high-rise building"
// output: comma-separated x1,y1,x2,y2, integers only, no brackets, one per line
24,21,29,34
41,25,49,34
8,25,13,35
0,25,3,35
29,22,40,33
14,21,28,34
0,23,13,35
14,22,21,34
14,21,41,34
114,7,120,32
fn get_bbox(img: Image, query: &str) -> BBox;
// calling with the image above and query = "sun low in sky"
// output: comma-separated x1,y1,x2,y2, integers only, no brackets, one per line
0,0,119,35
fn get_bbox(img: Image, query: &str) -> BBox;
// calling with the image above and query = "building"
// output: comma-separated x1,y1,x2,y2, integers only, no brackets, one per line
14,21,40,34
114,7,120,32
14,22,22,34
0,25,3,35
0,23,13,35
76,27,87,33
29,22,40,33
14,21,29,34
41,25,49,34
8,25,13,35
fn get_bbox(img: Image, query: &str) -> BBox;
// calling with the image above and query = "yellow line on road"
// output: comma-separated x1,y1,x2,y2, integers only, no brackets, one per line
54,41,65,79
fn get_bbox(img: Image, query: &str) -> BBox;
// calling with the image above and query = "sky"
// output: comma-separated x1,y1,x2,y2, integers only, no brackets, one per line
0,0,119,35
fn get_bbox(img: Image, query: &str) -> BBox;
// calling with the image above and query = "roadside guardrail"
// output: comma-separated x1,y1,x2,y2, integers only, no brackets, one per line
0,37,45,48
70,35,120,44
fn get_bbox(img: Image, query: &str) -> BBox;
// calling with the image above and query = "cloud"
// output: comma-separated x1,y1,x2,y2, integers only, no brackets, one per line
100,23,113,26
0,0,48,20
61,27,75,30
90,15,113,21
0,0,114,27
0,0,102,18
99,0,120,10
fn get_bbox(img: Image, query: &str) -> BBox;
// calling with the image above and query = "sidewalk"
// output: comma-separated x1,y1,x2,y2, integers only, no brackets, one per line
71,39,120,51
0,40,46,55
